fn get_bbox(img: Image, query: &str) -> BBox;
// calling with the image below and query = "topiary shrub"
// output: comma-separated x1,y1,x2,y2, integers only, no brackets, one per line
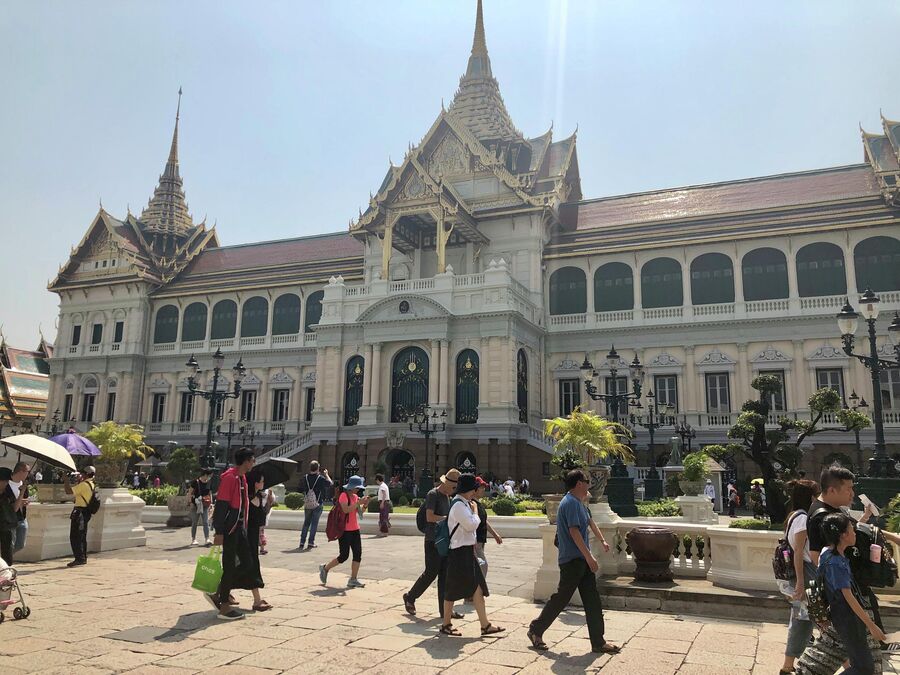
398,495,410,507
491,497,517,516
729,518,779,530
515,502,526,513
637,499,682,518
367,498,380,513
412,498,424,508
284,492,305,510
389,488,403,504
130,485,178,505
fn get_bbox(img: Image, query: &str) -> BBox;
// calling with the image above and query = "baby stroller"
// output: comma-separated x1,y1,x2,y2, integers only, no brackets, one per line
0,556,30,623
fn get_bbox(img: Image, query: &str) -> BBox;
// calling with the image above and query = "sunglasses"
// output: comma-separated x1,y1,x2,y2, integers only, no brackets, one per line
578,478,590,485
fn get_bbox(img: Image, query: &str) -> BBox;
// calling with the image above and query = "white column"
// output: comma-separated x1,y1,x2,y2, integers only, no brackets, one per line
684,347,697,413
632,258,642,315
843,241,858,298
681,252,692,308
787,239,800,312
429,340,440,406
736,344,749,404
361,344,373,407
439,340,450,406
371,344,382,407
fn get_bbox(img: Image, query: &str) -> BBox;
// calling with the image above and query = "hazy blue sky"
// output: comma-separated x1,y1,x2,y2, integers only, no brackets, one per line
2,1,899,346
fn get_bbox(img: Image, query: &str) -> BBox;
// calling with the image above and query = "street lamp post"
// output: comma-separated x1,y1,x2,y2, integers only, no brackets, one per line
845,390,869,470
41,408,61,436
408,404,446,498
674,419,697,454
240,421,257,449
186,349,245,470
215,408,240,460
837,292,900,507
580,347,643,516
629,391,676,501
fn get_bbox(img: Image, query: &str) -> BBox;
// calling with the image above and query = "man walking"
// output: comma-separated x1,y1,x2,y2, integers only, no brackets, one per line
0,467,27,564
63,466,96,567
527,469,620,655
8,462,31,554
403,468,462,621
376,473,391,536
299,460,332,550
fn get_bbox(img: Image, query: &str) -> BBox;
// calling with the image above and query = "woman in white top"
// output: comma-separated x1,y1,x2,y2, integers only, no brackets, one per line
440,474,505,638
777,479,821,675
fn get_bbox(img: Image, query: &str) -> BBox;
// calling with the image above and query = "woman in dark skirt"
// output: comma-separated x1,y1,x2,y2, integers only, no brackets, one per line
440,474,504,637
245,469,272,612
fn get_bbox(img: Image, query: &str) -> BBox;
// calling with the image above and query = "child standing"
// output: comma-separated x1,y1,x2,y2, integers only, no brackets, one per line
818,512,885,674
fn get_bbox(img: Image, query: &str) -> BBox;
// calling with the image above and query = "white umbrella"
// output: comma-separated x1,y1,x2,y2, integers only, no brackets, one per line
1,434,77,471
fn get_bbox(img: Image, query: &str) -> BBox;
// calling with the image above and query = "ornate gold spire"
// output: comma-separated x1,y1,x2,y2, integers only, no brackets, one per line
141,87,194,238
448,0,521,143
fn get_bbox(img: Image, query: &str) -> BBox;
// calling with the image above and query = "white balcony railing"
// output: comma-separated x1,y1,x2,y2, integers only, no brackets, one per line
692,303,734,317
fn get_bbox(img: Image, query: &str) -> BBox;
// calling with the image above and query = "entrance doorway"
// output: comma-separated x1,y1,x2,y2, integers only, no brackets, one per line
385,449,416,481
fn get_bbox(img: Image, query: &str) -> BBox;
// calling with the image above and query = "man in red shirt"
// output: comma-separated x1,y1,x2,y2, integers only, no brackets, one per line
208,448,257,620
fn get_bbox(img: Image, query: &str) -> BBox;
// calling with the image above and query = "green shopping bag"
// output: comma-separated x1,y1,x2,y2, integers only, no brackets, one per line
191,546,223,594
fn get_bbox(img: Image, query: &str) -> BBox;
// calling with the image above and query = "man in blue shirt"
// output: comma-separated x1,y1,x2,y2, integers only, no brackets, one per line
528,469,620,654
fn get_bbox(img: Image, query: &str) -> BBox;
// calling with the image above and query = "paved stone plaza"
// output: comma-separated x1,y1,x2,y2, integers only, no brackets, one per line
2,526,899,674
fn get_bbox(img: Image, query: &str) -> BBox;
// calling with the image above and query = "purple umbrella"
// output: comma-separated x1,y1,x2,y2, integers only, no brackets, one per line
49,432,101,457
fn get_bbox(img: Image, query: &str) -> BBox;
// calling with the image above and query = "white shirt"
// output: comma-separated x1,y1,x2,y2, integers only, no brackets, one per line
34,472,42,482
703,483,715,499
9,480,21,498
448,497,480,549
504,484,515,497
787,511,812,563
377,482,390,502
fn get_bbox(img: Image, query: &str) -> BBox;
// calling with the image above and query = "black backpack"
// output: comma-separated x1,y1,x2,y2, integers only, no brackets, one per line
86,480,101,515
416,501,428,533
773,511,803,581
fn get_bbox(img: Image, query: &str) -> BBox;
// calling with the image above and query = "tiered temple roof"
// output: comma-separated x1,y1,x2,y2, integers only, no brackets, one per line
861,114,900,206
0,337,51,424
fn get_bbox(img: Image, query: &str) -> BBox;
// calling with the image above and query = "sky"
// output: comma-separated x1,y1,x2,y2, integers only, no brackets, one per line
1,0,899,347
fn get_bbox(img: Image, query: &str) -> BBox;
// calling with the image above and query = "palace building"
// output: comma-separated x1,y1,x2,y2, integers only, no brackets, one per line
46,1,900,490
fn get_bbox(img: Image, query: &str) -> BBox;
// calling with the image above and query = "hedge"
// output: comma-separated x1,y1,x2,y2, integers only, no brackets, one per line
636,499,682,518
729,518,779,530
284,492,305,510
129,485,178,506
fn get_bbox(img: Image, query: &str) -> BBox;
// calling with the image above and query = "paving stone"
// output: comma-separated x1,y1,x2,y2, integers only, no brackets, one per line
79,649,162,671
472,647,540,668
205,635,287,654
121,667,197,675
156,646,243,670
1,636,62,654
685,649,756,669
350,633,429,651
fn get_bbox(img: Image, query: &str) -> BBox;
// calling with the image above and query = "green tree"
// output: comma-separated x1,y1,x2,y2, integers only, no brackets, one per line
84,421,150,462
544,408,634,469
166,447,201,495
725,375,871,523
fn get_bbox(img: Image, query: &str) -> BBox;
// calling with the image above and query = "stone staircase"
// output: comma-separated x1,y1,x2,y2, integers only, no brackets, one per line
254,429,315,463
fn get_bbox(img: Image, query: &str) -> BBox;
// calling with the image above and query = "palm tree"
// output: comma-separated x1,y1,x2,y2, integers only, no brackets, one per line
544,408,634,466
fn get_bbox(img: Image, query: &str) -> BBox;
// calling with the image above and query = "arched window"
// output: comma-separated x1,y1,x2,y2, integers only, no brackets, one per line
240,297,269,337
455,349,479,424
594,262,633,311
344,356,364,426
181,302,208,342
742,248,789,301
690,253,734,305
153,305,178,344
549,267,587,315
796,242,846,297
210,300,237,339
391,346,429,422
304,290,324,333
854,236,900,292
341,452,361,485
272,293,301,335
517,349,528,423
641,258,683,308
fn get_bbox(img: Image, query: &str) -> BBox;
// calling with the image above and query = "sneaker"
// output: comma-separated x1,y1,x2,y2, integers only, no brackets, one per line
307,543,317,549
66,559,86,567
206,538,213,546
217,609,244,621
204,593,221,610
191,539,199,546
319,564,328,585
347,578,366,588
402,593,416,615
299,542,306,550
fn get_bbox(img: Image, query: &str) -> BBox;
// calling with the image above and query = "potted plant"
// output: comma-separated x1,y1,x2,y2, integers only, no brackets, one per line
544,408,633,505
544,448,588,523
165,447,200,528
679,450,710,496
84,421,150,488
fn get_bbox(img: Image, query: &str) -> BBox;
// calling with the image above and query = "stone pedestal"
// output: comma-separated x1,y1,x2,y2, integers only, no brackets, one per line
675,495,718,524
589,501,623,575
606,476,638,517
643,475,664,502
87,488,147,553
166,495,191,528
17,503,75,562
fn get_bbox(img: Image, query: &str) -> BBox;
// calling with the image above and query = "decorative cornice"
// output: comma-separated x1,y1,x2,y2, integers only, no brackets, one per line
303,370,317,382
271,371,294,385
696,348,736,369
750,345,792,364
648,352,681,367
241,372,261,387
807,344,848,361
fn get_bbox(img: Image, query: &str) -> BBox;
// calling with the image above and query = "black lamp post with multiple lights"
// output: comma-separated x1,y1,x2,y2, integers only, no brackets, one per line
215,408,241,460
629,391,676,500
580,347,643,516
836,290,900,506
845,390,869,470
408,404,446,498
186,349,245,470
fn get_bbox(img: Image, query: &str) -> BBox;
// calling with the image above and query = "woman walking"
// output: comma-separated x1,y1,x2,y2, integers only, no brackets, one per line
440,474,504,638
245,469,273,611
777,479,820,675
319,475,370,588
472,476,502,583
188,469,213,546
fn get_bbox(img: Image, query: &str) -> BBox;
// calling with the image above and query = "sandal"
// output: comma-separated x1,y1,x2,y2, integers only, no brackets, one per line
252,601,273,612
481,623,505,636
593,643,621,654
527,630,548,651
439,624,462,636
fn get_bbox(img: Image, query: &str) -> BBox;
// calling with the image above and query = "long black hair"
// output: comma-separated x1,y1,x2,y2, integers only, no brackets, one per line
821,512,853,548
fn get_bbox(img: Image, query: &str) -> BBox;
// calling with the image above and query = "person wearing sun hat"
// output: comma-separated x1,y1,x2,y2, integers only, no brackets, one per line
439,473,504,637
319,475,370,588
403,468,462,620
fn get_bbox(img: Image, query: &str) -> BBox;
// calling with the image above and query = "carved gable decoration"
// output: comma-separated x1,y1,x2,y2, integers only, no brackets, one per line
149,377,170,390
555,359,580,371
751,345,793,364
385,430,406,449
399,172,428,202
648,352,682,367
807,344,848,361
303,370,317,383
241,372,261,387
88,229,115,256
696,348,736,370
271,371,294,385
356,296,450,324
427,134,469,177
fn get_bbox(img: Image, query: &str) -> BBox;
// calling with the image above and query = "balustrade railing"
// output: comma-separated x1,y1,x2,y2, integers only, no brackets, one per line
595,310,634,323
643,306,684,320
746,299,789,313
612,521,712,578
692,303,734,317
800,294,845,311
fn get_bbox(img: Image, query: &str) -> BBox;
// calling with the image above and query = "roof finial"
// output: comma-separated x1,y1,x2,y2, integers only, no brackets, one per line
464,0,492,79
168,87,182,164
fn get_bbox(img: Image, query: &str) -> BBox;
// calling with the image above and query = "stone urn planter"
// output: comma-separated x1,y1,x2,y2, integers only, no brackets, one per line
588,465,610,503
166,495,192,528
626,526,678,582
543,494,564,524
34,484,73,504
679,480,704,497
94,458,129,488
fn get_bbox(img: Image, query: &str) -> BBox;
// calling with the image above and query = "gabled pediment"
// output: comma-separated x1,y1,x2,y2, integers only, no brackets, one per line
356,295,451,324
